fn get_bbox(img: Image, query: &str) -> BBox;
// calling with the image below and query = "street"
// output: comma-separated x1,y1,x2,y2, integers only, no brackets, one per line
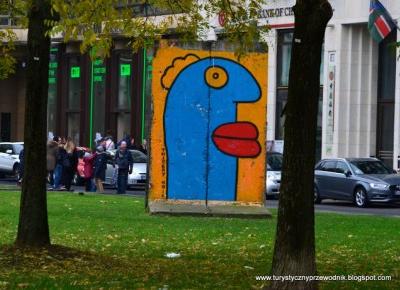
266,199,400,217
0,178,146,197
1,178,399,217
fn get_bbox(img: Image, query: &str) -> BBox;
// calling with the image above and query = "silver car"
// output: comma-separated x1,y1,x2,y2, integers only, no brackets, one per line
314,158,400,207
0,142,23,178
266,152,283,198
104,150,147,189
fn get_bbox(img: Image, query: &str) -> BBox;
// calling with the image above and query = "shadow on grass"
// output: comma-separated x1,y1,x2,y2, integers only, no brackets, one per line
0,244,129,273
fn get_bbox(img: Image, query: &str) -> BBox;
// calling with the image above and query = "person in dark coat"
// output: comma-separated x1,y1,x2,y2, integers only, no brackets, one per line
47,139,59,187
54,142,66,190
138,139,148,155
18,149,24,185
94,146,108,192
115,141,133,194
117,134,131,148
61,139,78,191
128,136,140,151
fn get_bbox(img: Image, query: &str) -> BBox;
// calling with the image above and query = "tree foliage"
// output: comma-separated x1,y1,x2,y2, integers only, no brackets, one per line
1,0,267,77
51,0,267,58
0,0,19,79
0,29,16,79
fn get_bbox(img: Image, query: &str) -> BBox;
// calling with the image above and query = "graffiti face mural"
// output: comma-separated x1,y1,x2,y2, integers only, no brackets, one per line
165,57,261,201
150,45,267,204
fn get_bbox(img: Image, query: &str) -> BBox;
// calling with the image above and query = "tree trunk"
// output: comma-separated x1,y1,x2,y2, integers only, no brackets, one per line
269,1,332,289
16,0,52,247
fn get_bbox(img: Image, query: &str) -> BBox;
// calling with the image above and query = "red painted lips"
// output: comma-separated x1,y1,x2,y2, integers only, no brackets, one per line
212,122,261,158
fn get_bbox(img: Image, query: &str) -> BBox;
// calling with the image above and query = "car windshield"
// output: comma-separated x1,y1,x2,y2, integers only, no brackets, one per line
13,144,24,155
349,160,392,175
267,153,283,171
109,150,148,163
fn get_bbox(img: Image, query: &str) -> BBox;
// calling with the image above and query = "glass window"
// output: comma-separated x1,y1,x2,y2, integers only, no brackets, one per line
117,113,131,141
275,87,323,161
275,89,287,140
267,153,283,171
67,113,80,145
118,55,132,109
320,161,337,172
349,160,392,175
12,144,23,155
277,31,293,87
336,161,350,174
116,53,132,141
0,144,12,153
92,59,107,142
67,55,81,145
0,16,9,26
68,56,81,110
378,104,394,152
116,1,174,17
47,47,59,136
378,30,396,102
376,30,396,167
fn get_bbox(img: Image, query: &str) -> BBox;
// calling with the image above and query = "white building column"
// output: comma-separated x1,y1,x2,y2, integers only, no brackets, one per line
331,24,378,159
266,29,278,141
322,24,336,159
392,32,400,170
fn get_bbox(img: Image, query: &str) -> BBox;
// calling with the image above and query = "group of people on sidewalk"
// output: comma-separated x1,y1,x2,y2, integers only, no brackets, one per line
43,133,144,194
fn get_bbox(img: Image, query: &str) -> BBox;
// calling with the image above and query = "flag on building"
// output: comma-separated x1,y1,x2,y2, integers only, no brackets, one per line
368,0,397,43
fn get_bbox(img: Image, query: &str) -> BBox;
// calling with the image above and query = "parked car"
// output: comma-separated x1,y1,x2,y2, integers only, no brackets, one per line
0,142,24,178
314,158,400,207
104,149,147,189
266,151,283,198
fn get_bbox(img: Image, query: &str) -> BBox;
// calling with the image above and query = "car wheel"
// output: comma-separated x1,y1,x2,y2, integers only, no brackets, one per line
354,187,368,208
314,185,322,204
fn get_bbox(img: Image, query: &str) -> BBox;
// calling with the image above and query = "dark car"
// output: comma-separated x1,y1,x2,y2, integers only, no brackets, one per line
314,158,400,207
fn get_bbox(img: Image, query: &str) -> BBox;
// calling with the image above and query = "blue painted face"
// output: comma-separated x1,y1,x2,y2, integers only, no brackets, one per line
203,58,261,103
164,56,262,201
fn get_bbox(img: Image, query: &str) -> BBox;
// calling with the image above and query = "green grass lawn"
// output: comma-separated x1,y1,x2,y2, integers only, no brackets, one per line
0,191,399,289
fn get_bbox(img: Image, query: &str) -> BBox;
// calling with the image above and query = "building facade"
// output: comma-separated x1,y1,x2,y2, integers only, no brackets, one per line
2,0,400,169
250,0,400,168
0,3,159,147
45,41,150,147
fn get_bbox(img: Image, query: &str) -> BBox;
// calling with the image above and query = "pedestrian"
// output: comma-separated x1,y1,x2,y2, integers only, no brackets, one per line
77,150,97,192
62,139,78,191
139,139,148,155
77,150,86,184
84,151,97,191
94,132,102,146
47,138,59,187
128,136,139,150
117,134,130,148
115,141,133,194
18,148,24,185
94,146,108,193
53,139,66,190
104,136,115,151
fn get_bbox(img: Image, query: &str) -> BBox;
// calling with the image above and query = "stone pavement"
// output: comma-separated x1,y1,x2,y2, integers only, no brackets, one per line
148,200,272,219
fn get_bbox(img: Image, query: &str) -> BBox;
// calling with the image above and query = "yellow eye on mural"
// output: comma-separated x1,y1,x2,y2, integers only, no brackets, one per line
205,66,228,89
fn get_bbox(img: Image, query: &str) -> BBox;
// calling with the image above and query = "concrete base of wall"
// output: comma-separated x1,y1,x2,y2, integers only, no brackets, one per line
148,200,272,219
